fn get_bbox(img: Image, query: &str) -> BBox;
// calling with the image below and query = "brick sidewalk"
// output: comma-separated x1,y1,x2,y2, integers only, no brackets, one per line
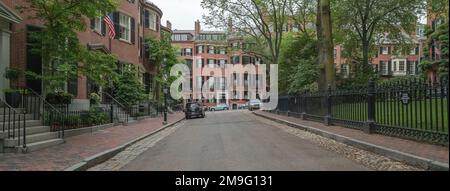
0,113,184,171
255,111,449,164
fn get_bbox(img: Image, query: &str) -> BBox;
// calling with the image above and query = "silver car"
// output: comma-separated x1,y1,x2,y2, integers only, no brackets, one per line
248,99,262,111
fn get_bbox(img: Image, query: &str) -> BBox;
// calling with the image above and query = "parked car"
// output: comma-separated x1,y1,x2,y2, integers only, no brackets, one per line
239,103,249,109
184,102,205,119
248,99,262,111
210,103,230,111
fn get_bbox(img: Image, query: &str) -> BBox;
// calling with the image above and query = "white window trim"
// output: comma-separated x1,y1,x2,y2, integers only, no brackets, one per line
119,13,131,42
148,10,157,31
94,17,103,34
382,47,389,55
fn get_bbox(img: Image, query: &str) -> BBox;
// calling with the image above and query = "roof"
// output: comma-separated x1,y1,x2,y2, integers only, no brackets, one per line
0,1,22,23
143,0,163,17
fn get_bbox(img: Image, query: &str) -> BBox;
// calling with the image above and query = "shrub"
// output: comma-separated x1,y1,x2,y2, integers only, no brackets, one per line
46,91,74,105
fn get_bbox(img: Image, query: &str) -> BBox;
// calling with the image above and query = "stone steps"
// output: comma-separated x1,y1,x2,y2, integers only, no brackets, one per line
17,138,64,153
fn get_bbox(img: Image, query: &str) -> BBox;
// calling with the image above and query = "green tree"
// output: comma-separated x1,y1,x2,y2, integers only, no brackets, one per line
332,0,423,84
115,65,146,106
279,33,318,94
18,0,119,94
202,0,289,66
146,31,181,104
420,0,449,79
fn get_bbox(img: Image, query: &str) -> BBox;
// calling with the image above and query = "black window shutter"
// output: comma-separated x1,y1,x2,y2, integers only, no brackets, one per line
145,10,149,28
101,17,106,36
90,18,95,30
379,47,383,54
415,47,419,55
388,61,392,74
131,18,135,44
388,47,392,54
113,12,120,39
157,16,160,31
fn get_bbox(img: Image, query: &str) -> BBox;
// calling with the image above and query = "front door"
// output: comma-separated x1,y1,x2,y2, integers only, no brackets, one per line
26,25,43,94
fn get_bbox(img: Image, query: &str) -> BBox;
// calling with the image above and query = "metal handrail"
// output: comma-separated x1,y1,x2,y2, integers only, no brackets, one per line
0,97,26,149
103,92,127,109
103,92,129,123
25,88,66,139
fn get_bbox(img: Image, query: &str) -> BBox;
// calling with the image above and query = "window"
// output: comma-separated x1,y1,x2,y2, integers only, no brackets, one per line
340,64,349,78
196,77,202,90
196,59,203,68
219,59,226,68
196,45,204,54
181,48,192,56
208,59,215,68
208,46,215,54
148,11,157,30
243,56,251,65
93,17,103,33
119,14,131,42
399,61,405,71
231,56,240,64
381,47,389,55
408,61,417,75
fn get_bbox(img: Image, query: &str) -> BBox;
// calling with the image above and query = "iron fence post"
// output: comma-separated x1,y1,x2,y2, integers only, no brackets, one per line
324,85,332,126
110,103,114,123
365,79,376,134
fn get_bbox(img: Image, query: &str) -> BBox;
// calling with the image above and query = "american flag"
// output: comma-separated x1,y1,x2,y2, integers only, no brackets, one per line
103,14,116,39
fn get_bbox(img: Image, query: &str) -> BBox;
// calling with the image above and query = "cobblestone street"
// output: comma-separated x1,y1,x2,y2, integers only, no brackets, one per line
90,110,423,171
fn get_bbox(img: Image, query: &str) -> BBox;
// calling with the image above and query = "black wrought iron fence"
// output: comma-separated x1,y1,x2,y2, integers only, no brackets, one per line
43,104,112,131
274,78,449,146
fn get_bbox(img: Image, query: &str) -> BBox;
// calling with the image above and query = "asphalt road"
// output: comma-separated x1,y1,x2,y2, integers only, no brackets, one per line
121,110,368,171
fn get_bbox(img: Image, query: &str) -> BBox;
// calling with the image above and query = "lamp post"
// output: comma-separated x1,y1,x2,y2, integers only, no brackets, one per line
162,57,168,125
163,87,168,125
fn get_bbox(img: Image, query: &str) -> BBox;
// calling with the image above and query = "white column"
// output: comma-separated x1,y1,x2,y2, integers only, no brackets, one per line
0,25,11,100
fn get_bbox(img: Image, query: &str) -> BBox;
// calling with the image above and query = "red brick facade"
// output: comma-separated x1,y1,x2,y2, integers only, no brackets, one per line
4,0,170,101
172,21,262,109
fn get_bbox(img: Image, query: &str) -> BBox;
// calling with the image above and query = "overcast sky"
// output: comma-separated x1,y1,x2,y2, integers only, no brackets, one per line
148,0,427,30
148,0,207,30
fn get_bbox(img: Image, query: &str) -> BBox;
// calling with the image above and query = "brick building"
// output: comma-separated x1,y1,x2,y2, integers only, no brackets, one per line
334,24,426,79
1,0,171,109
172,20,263,109
0,0,22,100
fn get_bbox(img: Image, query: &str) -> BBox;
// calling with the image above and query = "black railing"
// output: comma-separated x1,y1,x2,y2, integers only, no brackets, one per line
102,92,129,124
1,96,27,150
129,100,159,119
274,78,449,146
24,88,66,139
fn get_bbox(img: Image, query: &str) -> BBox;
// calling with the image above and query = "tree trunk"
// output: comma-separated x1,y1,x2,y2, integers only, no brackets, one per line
362,40,370,68
317,0,335,90
320,0,335,90
316,0,326,91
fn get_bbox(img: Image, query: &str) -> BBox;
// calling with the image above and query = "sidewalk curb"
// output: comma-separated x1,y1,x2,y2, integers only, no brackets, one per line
65,116,185,171
253,112,449,171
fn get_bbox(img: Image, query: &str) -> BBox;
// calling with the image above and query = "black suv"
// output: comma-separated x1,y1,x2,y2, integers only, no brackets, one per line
185,102,206,119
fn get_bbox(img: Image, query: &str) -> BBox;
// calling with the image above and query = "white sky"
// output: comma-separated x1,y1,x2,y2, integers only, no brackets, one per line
148,0,206,30
147,0,428,29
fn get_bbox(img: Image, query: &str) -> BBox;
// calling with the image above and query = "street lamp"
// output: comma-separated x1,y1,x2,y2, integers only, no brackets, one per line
162,57,168,125
163,87,168,125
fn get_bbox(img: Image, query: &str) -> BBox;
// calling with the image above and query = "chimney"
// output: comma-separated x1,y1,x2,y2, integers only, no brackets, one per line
195,20,201,35
166,20,172,30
